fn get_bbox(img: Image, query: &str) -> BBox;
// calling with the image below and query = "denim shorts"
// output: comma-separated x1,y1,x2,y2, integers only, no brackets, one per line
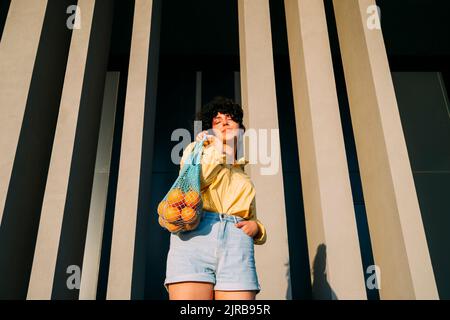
164,211,261,294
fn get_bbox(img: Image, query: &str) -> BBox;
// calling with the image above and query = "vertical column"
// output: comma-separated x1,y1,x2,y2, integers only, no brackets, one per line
106,0,155,300
333,0,438,299
238,0,291,299
284,0,366,299
27,0,114,299
26,0,94,300
0,0,47,226
79,72,120,300
0,0,74,299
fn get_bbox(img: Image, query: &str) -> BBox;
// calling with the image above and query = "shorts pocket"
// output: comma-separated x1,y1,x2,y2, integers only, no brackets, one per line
239,228,253,240
231,224,254,248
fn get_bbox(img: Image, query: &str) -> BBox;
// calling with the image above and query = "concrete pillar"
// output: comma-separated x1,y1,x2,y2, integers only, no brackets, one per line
238,0,291,299
27,0,114,299
106,0,157,300
0,0,47,226
284,0,367,299
0,0,74,299
79,72,120,300
333,0,438,299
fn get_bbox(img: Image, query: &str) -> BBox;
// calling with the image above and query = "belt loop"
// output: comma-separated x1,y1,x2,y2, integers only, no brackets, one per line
219,213,223,222
233,215,237,224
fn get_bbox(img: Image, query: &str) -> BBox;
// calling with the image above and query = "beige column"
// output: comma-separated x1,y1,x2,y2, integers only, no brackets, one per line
0,0,48,225
284,0,367,299
333,0,438,299
27,0,96,299
79,72,120,300
106,0,154,300
238,0,291,299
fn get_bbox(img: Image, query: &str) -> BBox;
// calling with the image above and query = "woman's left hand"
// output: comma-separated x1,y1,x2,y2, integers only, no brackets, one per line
235,220,259,238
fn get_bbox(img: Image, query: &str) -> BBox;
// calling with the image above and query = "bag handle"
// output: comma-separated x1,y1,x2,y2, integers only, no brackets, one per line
191,135,207,165
179,136,207,175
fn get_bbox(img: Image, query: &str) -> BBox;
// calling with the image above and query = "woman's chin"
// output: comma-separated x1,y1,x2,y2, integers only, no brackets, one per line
213,129,238,143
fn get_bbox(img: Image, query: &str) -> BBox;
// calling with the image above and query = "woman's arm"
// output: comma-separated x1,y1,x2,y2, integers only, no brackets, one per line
179,141,225,189
232,178,267,245
247,197,267,245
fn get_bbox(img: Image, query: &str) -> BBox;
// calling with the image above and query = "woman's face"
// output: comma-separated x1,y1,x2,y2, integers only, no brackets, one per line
211,112,240,142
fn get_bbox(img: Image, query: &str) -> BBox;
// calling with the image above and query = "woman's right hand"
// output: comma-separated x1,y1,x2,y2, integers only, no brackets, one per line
196,130,222,150
196,130,209,143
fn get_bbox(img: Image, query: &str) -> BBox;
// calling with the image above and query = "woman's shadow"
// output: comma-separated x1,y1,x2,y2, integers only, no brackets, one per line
311,244,338,300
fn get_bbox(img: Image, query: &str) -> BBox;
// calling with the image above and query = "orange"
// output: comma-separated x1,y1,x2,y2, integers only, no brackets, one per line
157,200,169,216
181,207,196,223
159,215,182,232
158,216,166,228
184,190,200,209
167,188,185,208
163,206,181,223
165,221,183,233
185,216,200,231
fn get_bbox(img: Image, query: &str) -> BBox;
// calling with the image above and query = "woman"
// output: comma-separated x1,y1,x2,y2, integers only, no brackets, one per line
164,96,267,300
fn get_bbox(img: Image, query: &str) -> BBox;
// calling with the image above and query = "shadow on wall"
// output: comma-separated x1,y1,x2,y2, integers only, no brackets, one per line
312,244,338,300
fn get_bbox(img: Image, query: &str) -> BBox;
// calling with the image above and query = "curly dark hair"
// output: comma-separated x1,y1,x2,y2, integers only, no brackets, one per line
196,96,246,131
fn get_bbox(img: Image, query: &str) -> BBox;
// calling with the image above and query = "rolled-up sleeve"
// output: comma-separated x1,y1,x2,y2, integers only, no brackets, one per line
248,197,267,245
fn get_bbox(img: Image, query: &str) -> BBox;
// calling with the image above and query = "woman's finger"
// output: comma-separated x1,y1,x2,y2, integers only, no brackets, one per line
235,221,247,228
242,226,251,236
196,131,207,141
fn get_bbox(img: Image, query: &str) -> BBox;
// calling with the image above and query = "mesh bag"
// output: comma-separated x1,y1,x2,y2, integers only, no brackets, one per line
157,136,207,234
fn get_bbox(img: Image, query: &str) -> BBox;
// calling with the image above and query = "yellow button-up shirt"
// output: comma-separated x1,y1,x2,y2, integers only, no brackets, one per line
180,142,267,245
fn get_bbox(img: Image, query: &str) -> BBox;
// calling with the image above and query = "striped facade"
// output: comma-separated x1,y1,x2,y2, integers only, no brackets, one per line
0,0,448,300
